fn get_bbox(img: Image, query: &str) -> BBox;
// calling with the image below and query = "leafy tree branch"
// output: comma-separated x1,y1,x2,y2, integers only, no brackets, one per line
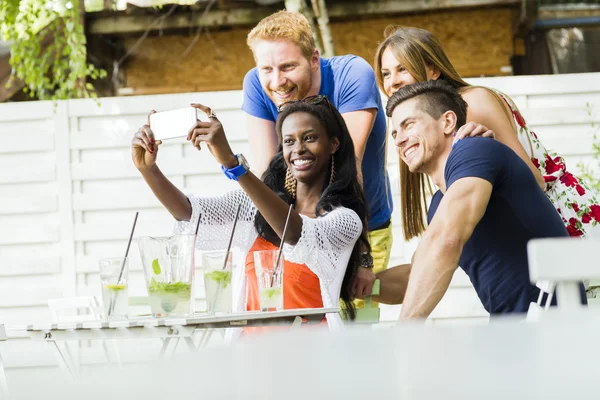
0,0,106,100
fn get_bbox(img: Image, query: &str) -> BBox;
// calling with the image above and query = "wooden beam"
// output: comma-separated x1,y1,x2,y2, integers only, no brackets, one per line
88,6,280,35
88,0,521,36
538,4,600,20
285,0,324,55
326,0,522,18
514,0,538,38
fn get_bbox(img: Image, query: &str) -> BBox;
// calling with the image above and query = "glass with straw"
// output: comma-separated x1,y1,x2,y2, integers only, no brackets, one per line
99,211,139,320
139,234,196,317
255,204,293,312
254,250,284,311
99,257,129,319
202,204,241,315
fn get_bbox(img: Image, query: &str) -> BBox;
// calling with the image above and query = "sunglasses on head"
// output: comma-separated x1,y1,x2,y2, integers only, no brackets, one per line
277,95,333,112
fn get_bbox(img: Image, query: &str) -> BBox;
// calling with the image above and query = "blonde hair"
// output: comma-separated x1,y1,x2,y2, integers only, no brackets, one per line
247,11,316,60
375,26,517,240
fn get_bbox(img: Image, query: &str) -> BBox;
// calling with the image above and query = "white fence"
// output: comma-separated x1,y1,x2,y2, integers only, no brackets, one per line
0,72,599,329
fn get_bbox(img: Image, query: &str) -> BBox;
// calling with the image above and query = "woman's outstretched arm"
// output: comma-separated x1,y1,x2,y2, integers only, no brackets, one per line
132,112,192,221
188,103,304,245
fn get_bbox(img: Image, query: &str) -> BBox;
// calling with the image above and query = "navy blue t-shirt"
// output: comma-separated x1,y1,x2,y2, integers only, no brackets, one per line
428,138,575,314
242,55,392,230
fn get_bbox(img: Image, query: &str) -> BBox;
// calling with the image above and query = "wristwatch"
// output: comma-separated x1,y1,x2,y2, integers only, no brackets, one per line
221,153,250,181
359,252,374,269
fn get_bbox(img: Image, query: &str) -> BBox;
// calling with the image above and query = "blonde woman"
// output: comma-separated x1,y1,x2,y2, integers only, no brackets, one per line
375,26,600,240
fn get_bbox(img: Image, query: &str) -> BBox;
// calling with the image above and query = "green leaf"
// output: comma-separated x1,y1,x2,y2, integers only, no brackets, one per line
147,278,191,298
1,0,104,100
204,270,232,289
152,259,161,275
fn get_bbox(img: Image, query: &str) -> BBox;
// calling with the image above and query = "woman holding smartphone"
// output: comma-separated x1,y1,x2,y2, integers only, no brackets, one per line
131,97,369,328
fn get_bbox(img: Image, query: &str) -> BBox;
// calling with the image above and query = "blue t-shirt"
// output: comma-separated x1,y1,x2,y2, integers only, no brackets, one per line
427,138,582,314
242,55,392,230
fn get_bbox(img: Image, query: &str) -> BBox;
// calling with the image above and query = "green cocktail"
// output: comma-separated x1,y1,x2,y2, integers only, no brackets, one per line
259,287,283,310
138,235,196,317
147,278,192,316
203,270,233,314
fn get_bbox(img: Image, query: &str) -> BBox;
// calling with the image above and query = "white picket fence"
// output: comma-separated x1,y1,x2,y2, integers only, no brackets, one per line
0,72,599,331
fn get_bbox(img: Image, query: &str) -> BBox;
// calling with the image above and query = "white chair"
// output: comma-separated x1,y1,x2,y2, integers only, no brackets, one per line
527,238,600,317
47,296,121,375
48,296,102,322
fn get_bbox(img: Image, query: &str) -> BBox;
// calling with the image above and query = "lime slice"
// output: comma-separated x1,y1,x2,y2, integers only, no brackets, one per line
152,258,161,275
263,287,281,299
105,284,127,291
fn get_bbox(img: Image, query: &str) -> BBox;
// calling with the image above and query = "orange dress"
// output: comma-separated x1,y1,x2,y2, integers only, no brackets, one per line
245,237,323,311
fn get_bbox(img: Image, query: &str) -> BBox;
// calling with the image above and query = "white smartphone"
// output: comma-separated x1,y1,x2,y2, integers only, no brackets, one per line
149,107,201,141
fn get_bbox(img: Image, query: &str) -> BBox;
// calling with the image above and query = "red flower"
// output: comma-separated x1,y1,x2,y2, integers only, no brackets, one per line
544,155,564,175
532,158,540,169
557,208,561,214
582,213,592,224
560,172,578,187
569,217,578,226
572,203,580,212
567,225,584,237
590,205,600,222
530,130,539,140
545,176,557,183
576,185,586,196
513,110,526,129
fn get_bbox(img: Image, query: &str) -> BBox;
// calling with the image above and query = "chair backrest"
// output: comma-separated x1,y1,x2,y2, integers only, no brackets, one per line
527,238,600,310
48,296,102,322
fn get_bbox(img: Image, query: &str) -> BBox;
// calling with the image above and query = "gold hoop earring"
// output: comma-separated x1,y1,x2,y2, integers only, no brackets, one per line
329,155,336,186
285,167,297,199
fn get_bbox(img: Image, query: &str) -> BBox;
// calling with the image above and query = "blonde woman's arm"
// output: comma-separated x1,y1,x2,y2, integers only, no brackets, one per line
461,87,546,190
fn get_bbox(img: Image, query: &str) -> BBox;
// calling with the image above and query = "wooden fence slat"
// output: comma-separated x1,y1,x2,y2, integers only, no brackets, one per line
0,256,60,277
0,195,57,215
466,72,600,96
0,226,59,245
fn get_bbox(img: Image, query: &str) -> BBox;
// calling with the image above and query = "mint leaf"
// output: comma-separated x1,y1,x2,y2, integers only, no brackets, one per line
204,271,232,289
148,278,191,298
152,259,161,275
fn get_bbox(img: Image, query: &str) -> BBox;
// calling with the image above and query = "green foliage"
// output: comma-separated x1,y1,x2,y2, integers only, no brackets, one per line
147,279,192,297
577,102,600,191
0,0,107,101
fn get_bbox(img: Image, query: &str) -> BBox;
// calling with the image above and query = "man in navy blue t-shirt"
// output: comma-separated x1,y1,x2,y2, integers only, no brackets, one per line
375,80,583,319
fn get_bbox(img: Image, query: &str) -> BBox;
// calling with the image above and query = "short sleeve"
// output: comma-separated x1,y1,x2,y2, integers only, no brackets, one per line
241,68,276,122
283,207,363,283
335,56,380,114
445,138,507,189
427,191,443,225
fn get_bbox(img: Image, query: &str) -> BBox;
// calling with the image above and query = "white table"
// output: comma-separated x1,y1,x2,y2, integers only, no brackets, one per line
8,308,338,381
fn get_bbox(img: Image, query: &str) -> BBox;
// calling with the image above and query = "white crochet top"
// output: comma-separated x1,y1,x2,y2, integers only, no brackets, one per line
173,189,363,329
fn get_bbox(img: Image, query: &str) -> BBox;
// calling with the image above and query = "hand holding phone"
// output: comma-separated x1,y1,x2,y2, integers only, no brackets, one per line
149,107,201,141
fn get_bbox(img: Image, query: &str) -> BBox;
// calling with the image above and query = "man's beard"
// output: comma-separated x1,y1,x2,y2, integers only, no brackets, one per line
408,159,426,174
269,83,299,105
